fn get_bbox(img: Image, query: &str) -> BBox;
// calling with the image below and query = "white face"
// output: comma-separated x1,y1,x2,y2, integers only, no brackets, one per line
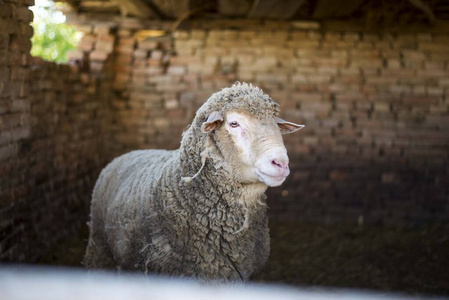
224,112,291,187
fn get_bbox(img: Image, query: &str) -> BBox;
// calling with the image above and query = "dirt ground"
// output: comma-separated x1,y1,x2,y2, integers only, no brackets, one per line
37,221,449,297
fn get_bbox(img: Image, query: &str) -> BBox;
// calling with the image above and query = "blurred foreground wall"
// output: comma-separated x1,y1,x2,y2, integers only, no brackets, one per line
1,266,444,300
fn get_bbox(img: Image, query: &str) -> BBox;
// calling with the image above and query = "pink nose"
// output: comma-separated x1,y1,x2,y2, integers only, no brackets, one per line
271,159,290,177
271,159,287,170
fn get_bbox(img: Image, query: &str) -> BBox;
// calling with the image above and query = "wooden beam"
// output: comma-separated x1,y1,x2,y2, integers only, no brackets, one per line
145,0,169,19
218,0,251,17
151,0,190,19
247,0,306,19
109,0,154,18
322,19,449,33
80,1,121,12
312,0,364,19
407,0,437,24
171,0,190,19
247,0,260,17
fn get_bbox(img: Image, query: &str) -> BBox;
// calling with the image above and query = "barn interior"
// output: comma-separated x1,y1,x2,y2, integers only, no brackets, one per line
1,0,449,296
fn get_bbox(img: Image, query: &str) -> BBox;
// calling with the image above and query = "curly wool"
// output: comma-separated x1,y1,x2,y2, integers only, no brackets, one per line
84,83,274,281
192,82,280,128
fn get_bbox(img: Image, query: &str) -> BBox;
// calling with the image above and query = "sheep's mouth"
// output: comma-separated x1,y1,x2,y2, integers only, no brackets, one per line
256,170,288,186
260,172,286,181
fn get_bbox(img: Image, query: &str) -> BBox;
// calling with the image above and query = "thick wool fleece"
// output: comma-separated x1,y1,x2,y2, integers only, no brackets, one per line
84,83,278,281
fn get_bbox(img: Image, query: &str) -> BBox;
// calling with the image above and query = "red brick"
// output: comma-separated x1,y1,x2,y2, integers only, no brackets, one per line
256,73,287,83
139,40,158,50
90,50,109,61
9,35,31,52
95,40,114,53
167,65,186,76
167,109,184,118
67,50,83,61
0,144,17,161
93,24,111,35
14,7,33,22
134,49,148,59
0,68,10,82
403,95,440,105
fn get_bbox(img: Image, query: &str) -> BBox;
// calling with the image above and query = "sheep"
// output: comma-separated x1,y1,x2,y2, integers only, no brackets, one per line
84,82,304,281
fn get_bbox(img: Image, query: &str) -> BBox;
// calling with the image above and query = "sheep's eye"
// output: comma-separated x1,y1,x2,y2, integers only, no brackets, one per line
229,121,239,128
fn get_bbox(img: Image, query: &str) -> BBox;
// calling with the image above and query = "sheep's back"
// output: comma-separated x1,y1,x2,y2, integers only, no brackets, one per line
90,149,179,268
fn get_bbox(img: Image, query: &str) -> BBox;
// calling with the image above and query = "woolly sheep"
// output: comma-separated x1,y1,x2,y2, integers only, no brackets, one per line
84,82,304,281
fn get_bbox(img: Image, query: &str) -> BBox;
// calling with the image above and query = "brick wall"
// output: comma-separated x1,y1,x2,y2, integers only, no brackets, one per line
0,0,114,262
108,22,449,226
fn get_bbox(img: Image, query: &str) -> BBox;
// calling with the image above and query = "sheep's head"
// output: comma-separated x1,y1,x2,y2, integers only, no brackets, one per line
201,109,304,187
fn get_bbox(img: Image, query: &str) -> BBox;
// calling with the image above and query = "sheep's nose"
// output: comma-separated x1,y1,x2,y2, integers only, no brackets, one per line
270,158,290,177
260,147,290,178
271,159,287,170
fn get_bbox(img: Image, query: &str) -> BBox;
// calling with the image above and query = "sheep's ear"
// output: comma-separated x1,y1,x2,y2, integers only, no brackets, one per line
201,111,223,133
275,117,305,135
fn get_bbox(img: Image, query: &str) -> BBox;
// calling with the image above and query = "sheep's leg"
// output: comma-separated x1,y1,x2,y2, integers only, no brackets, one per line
83,232,116,270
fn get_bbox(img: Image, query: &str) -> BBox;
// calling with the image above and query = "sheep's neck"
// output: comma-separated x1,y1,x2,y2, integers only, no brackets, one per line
179,127,268,208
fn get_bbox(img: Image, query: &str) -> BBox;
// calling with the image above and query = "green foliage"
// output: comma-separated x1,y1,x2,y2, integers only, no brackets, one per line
30,0,81,63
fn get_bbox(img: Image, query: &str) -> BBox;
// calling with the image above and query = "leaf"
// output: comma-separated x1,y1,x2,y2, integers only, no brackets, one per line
30,0,81,63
